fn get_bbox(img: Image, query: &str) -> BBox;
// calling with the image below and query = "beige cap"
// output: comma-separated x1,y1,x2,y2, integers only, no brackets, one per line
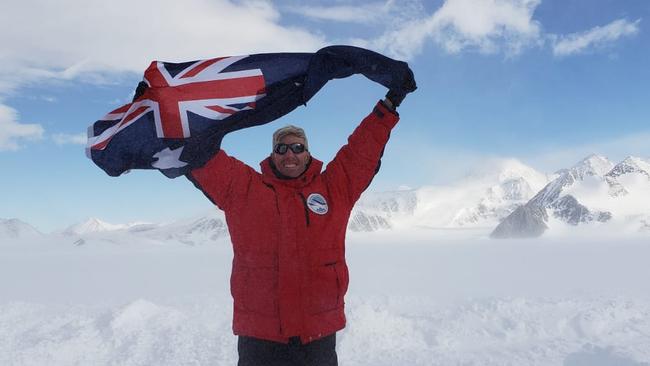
272,125,308,151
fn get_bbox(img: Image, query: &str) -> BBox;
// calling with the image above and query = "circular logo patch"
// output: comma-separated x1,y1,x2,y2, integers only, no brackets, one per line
307,193,328,215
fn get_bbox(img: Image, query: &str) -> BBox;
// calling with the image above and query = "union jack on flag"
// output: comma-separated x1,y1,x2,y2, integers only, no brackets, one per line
86,46,414,178
90,56,265,151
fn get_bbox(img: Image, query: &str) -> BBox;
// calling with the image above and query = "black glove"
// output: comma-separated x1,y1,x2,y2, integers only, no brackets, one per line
385,66,417,109
132,81,149,102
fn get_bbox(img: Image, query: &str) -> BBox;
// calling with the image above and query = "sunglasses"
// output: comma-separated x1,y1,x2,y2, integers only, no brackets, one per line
274,143,306,155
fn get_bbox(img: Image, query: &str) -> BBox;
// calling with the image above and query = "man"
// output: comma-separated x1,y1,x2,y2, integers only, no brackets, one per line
187,88,411,365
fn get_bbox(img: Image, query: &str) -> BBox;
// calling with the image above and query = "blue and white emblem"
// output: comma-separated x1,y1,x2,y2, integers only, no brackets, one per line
306,193,328,215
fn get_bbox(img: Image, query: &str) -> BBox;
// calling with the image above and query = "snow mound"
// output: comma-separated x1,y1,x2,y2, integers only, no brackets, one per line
2,296,649,366
0,299,236,366
339,296,650,366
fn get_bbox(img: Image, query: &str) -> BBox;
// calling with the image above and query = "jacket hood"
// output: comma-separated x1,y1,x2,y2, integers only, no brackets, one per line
260,156,323,188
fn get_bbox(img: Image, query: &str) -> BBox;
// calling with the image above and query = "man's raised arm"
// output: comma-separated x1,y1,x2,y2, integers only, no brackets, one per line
187,150,256,211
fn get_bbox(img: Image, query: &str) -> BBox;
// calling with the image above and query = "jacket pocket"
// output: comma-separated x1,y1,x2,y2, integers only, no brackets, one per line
231,265,279,317
309,262,343,314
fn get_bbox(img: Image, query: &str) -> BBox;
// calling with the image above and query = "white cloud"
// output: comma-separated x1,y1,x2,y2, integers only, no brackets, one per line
433,0,542,53
377,137,509,187
285,2,391,24
552,18,641,57
0,103,44,151
52,132,87,146
0,0,326,94
366,0,543,59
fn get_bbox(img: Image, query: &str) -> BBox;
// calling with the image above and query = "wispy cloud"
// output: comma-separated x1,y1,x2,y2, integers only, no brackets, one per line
348,1,640,60
285,2,391,24
52,132,87,146
525,131,650,173
360,0,543,59
552,18,641,57
0,103,44,151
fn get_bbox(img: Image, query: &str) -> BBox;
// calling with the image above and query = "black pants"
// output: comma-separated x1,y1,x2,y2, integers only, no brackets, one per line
237,334,338,366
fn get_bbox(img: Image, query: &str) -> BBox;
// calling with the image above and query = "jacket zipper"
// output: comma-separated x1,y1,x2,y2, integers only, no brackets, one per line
264,183,283,217
299,193,310,226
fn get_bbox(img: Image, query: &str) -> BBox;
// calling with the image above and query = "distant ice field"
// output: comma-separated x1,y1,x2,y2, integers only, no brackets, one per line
1,232,650,365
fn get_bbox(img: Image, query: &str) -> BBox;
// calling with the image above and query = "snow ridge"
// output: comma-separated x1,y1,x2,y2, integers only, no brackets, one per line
52,211,230,247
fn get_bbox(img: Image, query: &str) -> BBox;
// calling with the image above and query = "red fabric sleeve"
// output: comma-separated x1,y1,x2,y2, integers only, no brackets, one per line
188,150,257,211
324,101,399,206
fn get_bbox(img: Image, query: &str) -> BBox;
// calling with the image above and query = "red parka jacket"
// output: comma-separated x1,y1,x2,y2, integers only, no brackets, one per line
189,101,399,343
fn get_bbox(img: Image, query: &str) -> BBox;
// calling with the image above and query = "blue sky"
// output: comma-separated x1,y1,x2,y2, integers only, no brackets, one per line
1,0,649,232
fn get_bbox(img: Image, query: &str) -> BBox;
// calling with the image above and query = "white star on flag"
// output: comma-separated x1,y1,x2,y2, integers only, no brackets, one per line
151,146,188,169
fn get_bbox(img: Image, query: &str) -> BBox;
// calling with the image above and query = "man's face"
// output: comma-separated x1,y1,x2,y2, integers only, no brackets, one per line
271,134,310,178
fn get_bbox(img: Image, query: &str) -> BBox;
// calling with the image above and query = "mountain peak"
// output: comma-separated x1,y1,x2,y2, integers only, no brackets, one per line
570,154,613,178
607,156,650,178
621,156,650,169
461,158,548,189
1,218,43,240
64,217,126,235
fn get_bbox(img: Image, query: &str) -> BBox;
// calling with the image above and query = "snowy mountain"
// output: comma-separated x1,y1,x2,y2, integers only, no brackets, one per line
447,159,549,227
350,159,549,231
63,217,133,235
557,153,614,180
144,210,229,245
492,154,650,238
349,189,417,231
0,218,43,242
61,210,229,246
605,156,650,197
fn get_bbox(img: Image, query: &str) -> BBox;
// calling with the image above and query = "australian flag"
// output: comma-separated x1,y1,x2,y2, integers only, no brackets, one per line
86,45,415,178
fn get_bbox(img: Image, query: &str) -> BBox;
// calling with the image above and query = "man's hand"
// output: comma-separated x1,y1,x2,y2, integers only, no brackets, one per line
385,66,417,110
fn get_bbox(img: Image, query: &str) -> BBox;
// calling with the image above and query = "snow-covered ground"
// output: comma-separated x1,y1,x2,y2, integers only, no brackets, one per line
2,231,650,366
